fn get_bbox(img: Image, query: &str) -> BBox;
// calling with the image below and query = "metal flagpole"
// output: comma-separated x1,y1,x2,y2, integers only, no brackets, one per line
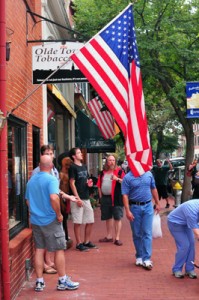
7,57,72,117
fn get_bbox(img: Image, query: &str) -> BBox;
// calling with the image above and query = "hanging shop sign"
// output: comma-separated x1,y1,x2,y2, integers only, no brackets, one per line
32,42,87,84
186,82,199,118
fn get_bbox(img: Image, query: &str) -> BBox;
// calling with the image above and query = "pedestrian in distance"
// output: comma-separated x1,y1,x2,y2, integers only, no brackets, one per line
122,170,160,270
26,155,79,292
187,158,199,198
68,147,96,252
97,154,125,246
152,158,173,208
167,199,199,279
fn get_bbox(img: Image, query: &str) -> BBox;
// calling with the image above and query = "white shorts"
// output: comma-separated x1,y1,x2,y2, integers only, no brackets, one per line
70,199,94,224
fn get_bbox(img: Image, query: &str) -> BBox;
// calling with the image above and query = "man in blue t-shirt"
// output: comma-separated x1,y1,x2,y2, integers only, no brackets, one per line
122,170,160,270
26,155,79,292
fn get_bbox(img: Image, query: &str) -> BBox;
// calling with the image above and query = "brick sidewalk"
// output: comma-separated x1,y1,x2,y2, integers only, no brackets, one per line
16,197,199,300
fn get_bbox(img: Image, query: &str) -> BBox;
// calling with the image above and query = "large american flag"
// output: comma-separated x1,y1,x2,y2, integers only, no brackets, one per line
71,4,152,176
87,97,115,139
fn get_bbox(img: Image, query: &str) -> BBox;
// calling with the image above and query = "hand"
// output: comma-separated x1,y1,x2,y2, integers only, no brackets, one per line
76,199,84,207
154,203,161,213
111,174,118,181
126,210,134,221
57,214,63,223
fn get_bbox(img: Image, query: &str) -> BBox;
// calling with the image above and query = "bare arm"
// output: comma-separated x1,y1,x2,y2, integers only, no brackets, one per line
123,194,134,221
166,159,173,170
59,191,77,202
193,228,199,239
112,174,123,183
151,188,161,213
50,193,63,222
69,178,83,207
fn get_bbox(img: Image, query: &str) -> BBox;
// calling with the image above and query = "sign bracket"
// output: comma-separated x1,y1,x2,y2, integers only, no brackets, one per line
26,10,87,44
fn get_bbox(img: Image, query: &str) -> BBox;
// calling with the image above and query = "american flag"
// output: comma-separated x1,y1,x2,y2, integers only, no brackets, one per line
71,4,152,176
87,97,115,139
47,106,55,122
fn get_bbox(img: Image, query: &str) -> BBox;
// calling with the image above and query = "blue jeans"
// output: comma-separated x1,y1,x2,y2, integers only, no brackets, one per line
167,221,195,273
129,202,153,261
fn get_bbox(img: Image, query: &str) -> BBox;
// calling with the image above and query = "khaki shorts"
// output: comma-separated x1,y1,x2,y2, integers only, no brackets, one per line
70,199,94,224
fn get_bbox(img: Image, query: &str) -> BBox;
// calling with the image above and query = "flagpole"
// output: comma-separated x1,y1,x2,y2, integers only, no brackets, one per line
7,57,72,116
76,3,133,50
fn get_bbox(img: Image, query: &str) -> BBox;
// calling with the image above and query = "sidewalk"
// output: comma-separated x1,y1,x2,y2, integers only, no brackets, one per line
16,198,199,300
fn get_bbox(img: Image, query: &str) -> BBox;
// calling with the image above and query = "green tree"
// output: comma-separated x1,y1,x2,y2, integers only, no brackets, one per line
73,0,199,201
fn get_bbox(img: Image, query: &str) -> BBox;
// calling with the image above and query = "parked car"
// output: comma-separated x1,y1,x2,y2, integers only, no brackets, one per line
164,157,185,167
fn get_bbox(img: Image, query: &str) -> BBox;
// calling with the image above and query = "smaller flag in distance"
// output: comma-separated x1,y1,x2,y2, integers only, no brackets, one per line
88,97,115,139
47,106,55,123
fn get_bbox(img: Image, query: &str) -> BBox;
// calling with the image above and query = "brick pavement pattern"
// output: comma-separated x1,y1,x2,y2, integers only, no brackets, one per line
16,198,199,300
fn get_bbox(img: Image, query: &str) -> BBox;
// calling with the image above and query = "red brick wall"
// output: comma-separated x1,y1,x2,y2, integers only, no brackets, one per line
6,0,43,175
9,229,34,300
4,1,42,299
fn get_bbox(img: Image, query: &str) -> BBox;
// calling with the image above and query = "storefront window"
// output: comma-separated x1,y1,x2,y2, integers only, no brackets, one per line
8,116,28,239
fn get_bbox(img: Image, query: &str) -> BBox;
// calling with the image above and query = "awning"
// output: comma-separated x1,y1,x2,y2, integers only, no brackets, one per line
76,110,115,153
74,94,92,118
47,84,76,118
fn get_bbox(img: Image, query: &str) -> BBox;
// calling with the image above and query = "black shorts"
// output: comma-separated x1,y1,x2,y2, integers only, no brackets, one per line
157,185,168,199
100,195,123,220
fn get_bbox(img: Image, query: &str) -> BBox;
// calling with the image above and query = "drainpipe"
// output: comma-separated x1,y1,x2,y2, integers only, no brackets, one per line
0,0,11,299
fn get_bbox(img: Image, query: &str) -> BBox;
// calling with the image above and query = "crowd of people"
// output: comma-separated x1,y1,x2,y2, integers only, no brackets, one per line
26,149,199,293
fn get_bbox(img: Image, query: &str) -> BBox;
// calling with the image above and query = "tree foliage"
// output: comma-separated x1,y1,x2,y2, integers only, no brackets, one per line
73,0,199,201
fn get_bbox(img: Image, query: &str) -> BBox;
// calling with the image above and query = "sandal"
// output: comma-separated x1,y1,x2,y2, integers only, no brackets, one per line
114,240,123,246
99,237,113,243
43,266,57,274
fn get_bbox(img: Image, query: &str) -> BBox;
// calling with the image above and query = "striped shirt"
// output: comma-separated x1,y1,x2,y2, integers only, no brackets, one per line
168,199,199,229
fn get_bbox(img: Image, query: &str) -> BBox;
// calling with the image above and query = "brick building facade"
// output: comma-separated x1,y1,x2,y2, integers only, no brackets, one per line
1,1,43,299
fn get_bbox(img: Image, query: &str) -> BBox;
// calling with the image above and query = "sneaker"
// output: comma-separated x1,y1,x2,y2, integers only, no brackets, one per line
57,277,79,290
186,271,197,279
76,243,89,252
135,258,143,266
35,281,45,292
143,260,153,270
173,271,184,278
165,203,170,209
83,241,98,249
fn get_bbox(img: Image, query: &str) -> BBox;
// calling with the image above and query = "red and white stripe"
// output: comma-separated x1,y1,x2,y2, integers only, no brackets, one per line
87,97,115,139
47,107,55,122
71,6,152,176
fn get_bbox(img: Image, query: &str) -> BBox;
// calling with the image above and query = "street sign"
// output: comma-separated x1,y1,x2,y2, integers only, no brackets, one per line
186,82,199,118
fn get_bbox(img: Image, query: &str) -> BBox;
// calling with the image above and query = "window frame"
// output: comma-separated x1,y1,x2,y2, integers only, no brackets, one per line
8,115,28,239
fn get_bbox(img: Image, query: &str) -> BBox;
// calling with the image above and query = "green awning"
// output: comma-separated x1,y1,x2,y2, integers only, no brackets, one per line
75,110,115,153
